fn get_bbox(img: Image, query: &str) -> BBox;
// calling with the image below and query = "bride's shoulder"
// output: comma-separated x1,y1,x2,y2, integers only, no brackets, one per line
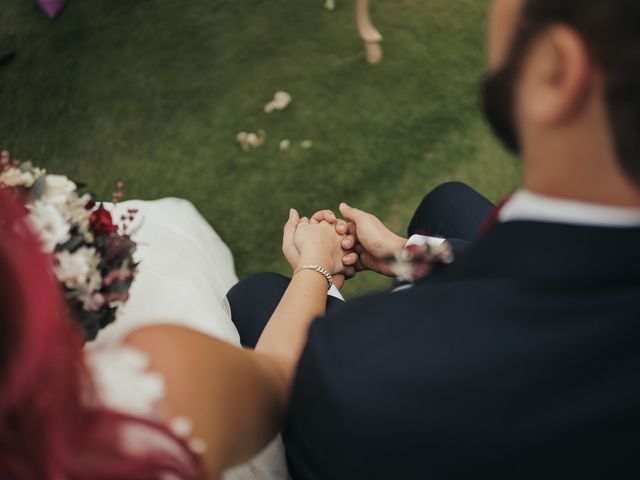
85,341,208,456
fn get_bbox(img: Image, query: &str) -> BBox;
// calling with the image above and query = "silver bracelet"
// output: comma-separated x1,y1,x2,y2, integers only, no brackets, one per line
294,264,334,290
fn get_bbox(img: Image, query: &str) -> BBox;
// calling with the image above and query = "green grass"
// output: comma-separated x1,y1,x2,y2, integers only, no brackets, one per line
0,0,520,296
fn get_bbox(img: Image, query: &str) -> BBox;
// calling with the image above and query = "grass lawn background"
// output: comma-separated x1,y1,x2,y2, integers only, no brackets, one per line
1,0,520,296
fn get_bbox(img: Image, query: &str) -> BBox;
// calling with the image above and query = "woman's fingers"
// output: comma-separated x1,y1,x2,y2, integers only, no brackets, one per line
282,209,301,265
310,210,337,225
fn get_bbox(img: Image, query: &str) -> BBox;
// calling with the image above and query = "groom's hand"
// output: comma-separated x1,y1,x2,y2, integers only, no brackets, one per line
337,203,407,277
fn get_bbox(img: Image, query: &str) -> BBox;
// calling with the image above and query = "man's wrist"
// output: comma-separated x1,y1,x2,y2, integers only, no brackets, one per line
386,234,408,256
332,274,346,290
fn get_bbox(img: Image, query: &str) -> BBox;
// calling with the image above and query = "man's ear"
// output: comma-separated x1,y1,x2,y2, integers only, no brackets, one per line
519,25,593,126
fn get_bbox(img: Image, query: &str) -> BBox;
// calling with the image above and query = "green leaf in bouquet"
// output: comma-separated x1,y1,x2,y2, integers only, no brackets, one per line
19,161,33,172
98,307,117,330
57,232,85,253
28,174,47,202
104,279,133,295
82,318,100,342
70,301,100,341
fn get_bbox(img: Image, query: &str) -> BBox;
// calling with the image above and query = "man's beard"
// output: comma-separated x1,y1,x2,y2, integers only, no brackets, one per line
481,65,521,155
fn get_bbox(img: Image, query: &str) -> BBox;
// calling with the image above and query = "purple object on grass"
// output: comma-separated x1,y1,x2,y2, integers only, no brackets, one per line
38,0,66,18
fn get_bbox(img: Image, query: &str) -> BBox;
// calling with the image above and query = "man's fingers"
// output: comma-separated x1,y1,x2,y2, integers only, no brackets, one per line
343,252,359,266
311,210,337,225
341,235,356,250
343,266,357,279
299,216,309,224
339,202,366,222
335,220,348,235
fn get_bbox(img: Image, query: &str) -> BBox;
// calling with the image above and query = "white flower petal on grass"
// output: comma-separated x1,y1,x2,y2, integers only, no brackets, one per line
325,0,336,11
246,133,259,145
264,91,292,113
28,200,71,252
236,130,267,151
54,247,102,291
279,139,291,151
301,140,313,150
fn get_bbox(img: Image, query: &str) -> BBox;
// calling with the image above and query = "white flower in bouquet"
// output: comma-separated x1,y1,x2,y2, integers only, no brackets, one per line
42,174,78,207
54,246,102,291
80,291,106,312
0,167,39,188
28,200,71,252
1,150,139,340
69,193,95,242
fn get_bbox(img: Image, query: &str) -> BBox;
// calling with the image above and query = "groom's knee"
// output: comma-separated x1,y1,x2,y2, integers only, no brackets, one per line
421,182,476,210
227,272,291,348
409,182,474,236
228,272,290,302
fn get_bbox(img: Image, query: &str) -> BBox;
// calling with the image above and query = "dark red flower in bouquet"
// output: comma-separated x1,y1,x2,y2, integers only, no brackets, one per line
90,206,118,236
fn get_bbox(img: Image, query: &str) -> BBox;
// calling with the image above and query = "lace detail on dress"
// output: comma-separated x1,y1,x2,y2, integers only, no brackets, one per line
86,345,166,418
85,345,208,458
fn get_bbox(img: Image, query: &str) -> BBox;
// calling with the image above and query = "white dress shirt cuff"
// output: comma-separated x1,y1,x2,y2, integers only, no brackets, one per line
405,234,446,249
328,284,345,301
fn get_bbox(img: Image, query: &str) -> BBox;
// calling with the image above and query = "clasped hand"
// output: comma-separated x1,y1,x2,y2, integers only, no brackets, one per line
282,203,408,289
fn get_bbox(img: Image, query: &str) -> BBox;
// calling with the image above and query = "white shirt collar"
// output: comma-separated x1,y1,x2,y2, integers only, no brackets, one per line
499,189,640,227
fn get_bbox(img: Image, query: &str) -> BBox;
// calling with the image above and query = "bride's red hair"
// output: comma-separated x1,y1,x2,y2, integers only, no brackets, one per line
0,191,204,479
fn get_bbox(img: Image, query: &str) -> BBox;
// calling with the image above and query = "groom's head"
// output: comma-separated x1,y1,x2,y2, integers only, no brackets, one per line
483,0,640,192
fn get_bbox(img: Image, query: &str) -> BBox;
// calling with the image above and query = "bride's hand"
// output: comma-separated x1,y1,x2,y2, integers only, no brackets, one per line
294,218,351,275
282,209,357,278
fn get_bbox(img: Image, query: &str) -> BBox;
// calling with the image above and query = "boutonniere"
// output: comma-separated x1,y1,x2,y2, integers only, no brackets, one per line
386,241,454,283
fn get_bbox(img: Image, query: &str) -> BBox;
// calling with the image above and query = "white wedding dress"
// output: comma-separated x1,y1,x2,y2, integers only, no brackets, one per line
85,198,290,480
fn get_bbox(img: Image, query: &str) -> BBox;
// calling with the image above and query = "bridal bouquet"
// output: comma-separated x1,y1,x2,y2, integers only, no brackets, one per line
0,151,138,340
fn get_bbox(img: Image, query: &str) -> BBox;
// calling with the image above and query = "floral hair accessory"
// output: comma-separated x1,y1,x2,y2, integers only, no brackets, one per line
386,241,454,283
0,150,138,341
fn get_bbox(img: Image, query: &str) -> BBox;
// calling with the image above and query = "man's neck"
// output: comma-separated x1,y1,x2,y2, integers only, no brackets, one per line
522,145,640,208
519,88,640,208
523,171,640,208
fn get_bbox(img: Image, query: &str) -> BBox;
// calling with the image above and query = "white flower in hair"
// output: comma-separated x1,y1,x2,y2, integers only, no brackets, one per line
28,200,71,252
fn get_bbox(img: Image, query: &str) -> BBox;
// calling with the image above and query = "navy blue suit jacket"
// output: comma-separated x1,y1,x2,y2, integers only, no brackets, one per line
284,221,640,479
